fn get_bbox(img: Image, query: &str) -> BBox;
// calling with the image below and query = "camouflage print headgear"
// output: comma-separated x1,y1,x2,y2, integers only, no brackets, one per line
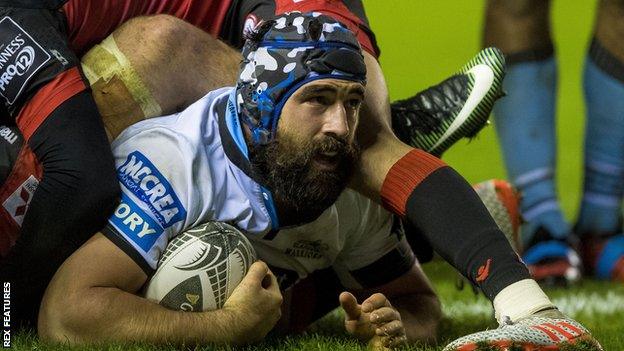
236,12,367,145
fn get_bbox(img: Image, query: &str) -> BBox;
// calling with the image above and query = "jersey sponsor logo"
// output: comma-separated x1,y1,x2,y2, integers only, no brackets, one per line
475,258,492,283
109,193,164,252
0,126,17,144
50,49,68,66
284,239,329,259
117,151,186,228
2,175,38,226
0,17,51,105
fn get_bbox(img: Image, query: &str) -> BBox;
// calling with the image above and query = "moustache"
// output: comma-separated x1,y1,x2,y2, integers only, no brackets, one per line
312,136,352,158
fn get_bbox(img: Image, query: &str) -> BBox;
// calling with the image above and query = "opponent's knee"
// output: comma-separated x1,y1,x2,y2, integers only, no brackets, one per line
80,15,188,137
82,34,161,138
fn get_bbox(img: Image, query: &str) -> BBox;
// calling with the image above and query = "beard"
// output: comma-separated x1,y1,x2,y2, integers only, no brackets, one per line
249,133,360,226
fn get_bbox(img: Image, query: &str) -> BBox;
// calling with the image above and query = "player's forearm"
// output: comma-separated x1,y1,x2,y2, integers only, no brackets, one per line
393,292,442,344
39,286,247,346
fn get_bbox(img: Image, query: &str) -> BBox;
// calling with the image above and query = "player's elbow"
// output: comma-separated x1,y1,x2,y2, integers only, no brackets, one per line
38,287,88,344
38,280,112,345
38,313,77,344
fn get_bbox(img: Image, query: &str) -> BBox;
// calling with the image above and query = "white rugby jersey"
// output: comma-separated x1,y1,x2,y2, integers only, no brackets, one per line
103,87,414,289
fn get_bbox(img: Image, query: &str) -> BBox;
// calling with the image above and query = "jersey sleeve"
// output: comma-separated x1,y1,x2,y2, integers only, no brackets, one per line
102,128,194,274
333,195,415,289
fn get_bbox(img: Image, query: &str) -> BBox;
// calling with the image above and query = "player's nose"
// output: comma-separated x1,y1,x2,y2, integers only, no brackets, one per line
322,103,349,138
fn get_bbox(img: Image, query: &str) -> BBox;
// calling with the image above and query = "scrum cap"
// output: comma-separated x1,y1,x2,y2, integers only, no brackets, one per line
236,12,367,144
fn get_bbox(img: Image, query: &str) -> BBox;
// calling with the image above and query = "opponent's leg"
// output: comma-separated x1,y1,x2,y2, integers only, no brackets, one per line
578,0,624,281
356,51,535,310
356,46,599,351
485,0,565,240
484,0,581,284
81,15,241,139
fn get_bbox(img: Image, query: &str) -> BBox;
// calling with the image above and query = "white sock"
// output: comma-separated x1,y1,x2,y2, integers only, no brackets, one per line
493,279,555,323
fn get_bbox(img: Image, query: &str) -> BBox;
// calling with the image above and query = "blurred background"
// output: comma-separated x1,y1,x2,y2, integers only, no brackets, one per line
365,0,595,220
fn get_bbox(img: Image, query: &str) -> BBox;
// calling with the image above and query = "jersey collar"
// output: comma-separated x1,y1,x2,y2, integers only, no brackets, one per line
217,89,280,229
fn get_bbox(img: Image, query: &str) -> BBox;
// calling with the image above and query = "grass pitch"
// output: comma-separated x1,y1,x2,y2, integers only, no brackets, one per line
13,261,622,350
13,1,623,350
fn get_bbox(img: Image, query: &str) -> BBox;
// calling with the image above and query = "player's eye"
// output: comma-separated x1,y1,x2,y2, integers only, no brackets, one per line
309,95,331,106
346,98,362,109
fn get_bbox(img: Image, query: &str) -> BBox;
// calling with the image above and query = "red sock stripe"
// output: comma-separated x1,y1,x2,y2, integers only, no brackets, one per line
380,149,446,217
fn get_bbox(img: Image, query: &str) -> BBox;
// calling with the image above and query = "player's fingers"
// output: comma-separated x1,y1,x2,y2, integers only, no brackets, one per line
263,269,281,294
370,306,401,325
361,293,391,313
258,271,283,313
339,291,361,321
242,261,269,287
375,320,404,337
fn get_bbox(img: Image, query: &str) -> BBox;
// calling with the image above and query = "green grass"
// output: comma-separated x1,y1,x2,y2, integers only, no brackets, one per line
365,0,596,212
13,261,622,350
13,1,623,350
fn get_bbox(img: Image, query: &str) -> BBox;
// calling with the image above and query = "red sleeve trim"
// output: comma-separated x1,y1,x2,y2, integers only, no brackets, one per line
16,67,88,141
380,149,447,217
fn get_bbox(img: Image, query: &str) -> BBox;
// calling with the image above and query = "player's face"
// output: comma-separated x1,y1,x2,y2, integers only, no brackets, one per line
248,79,364,224
279,79,364,170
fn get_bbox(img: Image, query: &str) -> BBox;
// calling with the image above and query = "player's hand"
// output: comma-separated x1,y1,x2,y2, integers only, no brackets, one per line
223,261,283,343
340,292,407,350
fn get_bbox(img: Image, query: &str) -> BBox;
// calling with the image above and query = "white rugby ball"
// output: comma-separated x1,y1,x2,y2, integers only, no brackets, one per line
144,222,256,311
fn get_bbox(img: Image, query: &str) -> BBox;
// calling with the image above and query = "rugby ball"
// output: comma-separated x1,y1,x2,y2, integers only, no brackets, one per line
144,222,256,311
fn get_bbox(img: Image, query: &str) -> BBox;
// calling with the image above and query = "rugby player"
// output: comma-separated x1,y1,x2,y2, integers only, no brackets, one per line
0,0,498,329
38,14,601,350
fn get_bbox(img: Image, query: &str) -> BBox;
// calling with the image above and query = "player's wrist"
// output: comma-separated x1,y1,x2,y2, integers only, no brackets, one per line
219,304,272,344
194,307,254,345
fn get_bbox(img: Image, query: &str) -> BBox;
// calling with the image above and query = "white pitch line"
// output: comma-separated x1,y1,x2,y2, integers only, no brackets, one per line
443,291,624,319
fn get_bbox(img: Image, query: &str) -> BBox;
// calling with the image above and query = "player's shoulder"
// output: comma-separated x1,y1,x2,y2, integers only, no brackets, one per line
333,189,394,237
334,189,382,218
290,189,389,239
112,87,232,150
